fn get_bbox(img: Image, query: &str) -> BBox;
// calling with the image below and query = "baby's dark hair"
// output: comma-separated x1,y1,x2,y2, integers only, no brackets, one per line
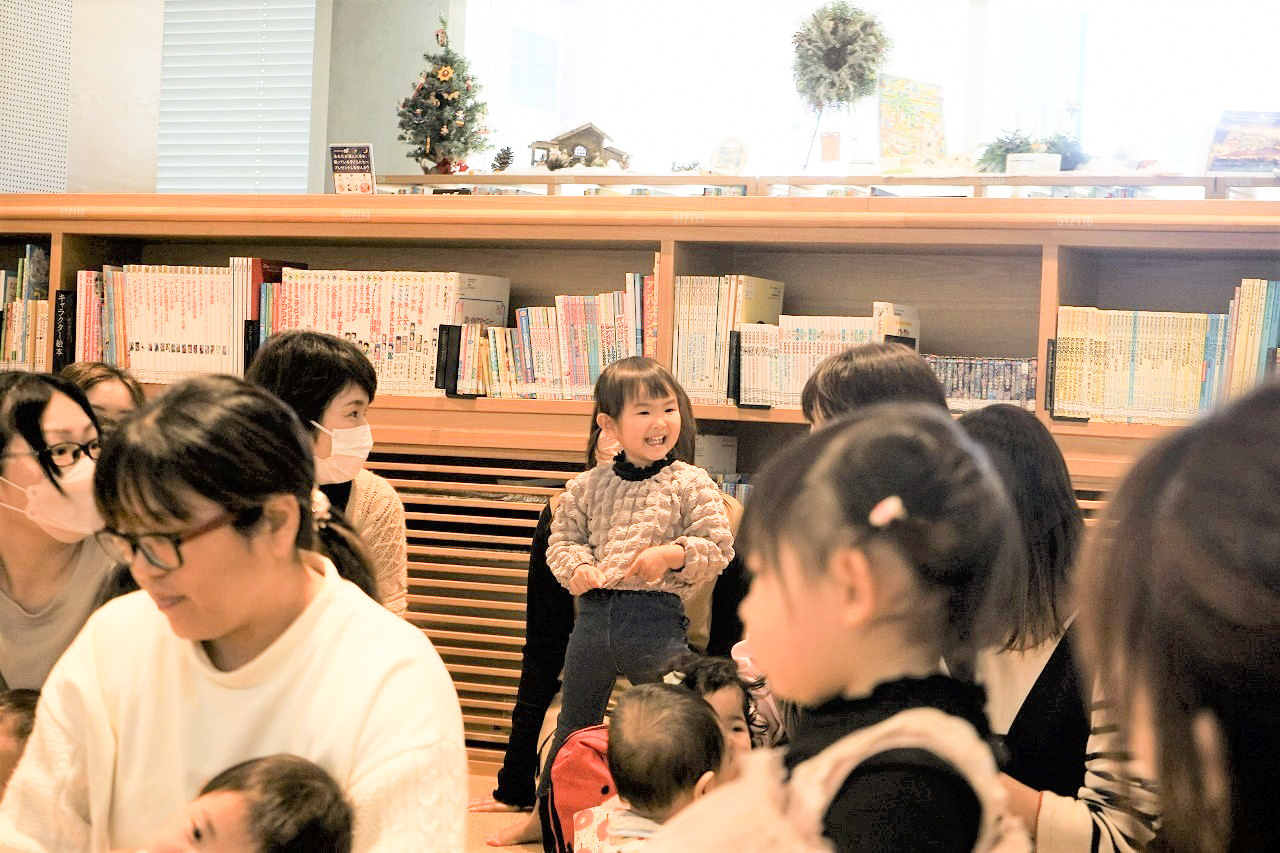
740,402,1021,658
607,684,723,818
0,689,38,743
800,342,948,424
587,357,695,468
959,404,1082,651
201,754,352,853
663,652,765,745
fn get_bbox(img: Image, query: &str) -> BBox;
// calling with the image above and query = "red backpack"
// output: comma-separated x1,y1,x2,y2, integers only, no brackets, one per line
544,724,614,853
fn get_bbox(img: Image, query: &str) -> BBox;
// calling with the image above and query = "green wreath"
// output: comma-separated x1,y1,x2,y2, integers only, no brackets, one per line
793,3,892,112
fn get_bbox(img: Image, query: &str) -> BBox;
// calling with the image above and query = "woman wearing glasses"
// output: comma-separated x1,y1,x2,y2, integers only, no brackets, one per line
0,375,465,852
0,372,113,690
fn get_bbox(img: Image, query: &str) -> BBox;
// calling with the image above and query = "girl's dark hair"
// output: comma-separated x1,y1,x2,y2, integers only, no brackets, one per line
739,402,1021,656
201,754,353,853
1080,382,1280,853
800,342,948,424
664,652,767,746
607,684,723,816
94,374,377,600
959,404,1081,650
586,357,695,469
0,372,100,493
59,361,146,407
245,330,378,435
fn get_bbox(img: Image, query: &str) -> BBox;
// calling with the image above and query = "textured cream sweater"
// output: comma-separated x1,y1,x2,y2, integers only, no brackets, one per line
547,458,734,600
0,554,466,853
347,469,409,617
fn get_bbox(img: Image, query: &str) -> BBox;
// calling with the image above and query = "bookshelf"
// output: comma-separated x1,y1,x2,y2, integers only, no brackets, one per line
5,193,1279,759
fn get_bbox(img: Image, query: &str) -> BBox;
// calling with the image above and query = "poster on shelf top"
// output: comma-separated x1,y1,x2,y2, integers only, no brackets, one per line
1207,111,1280,173
329,143,376,194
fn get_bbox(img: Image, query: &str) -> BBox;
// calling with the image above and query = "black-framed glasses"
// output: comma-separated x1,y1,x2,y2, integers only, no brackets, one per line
6,439,102,469
95,511,238,571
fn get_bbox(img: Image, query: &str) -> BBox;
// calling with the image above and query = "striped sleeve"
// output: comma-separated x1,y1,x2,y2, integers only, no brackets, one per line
1035,692,1160,852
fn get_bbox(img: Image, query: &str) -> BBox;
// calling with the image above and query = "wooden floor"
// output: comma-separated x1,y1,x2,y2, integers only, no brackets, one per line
466,773,542,853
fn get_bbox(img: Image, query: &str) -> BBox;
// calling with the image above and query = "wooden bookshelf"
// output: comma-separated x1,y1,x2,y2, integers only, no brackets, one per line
6,193,1279,755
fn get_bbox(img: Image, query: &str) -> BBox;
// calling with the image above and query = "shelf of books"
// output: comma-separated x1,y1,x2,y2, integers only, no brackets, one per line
5,193,1279,754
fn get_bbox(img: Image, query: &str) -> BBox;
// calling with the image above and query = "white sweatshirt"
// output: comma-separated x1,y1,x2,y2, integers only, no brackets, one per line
0,554,466,853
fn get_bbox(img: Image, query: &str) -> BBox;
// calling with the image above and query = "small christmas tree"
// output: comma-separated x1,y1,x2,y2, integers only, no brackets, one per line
397,21,490,173
491,146,513,172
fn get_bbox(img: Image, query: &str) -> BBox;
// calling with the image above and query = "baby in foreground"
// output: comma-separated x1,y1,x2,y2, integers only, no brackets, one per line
134,754,352,853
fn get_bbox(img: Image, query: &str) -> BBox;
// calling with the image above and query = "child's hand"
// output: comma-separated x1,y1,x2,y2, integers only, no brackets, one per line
624,545,684,585
568,564,607,595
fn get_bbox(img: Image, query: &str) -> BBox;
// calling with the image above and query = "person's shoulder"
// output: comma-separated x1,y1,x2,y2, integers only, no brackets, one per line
669,460,715,484
354,468,397,499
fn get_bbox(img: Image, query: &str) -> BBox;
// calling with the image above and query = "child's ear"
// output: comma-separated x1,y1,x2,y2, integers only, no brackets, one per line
828,546,876,629
692,769,716,800
596,412,617,435
260,493,301,557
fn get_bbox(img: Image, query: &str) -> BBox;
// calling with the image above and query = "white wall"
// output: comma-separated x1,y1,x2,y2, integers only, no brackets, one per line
66,0,163,192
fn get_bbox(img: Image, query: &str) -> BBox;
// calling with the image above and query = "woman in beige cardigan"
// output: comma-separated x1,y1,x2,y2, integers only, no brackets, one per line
246,330,408,616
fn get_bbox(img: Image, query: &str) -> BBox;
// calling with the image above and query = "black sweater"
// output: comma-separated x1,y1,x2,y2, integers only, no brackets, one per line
783,675,992,853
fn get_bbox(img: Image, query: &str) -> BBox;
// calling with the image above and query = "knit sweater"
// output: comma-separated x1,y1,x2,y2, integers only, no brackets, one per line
0,539,114,690
0,553,466,853
346,469,409,617
547,457,733,601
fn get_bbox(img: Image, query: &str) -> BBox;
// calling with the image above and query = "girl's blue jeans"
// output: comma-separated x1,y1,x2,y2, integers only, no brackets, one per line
535,587,690,797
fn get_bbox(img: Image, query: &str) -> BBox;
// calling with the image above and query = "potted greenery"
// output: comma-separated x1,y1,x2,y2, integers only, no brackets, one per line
976,132,1088,172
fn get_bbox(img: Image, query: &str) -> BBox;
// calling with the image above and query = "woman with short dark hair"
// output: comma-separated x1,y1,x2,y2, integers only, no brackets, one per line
246,330,408,616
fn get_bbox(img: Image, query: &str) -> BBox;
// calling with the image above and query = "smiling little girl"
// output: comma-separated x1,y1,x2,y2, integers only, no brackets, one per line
537,357,734,813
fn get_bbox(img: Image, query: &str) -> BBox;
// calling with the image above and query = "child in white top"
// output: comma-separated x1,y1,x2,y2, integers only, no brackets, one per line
539,358,733,803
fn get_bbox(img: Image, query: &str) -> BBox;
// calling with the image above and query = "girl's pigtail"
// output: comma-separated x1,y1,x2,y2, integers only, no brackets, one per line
311,489,380,603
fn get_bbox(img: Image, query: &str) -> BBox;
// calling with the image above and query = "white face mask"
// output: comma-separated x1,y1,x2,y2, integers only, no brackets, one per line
311,421,374,485
0,456,104,543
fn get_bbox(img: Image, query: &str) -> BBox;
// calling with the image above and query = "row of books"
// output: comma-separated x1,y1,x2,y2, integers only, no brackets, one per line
438,278,660,400
0,245,51,372
923,355,1038,413
1050,307,1225,424
1051,279,1280,424
733,307,920,408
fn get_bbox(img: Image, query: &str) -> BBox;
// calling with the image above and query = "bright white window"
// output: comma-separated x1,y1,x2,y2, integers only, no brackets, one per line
157,0,316,193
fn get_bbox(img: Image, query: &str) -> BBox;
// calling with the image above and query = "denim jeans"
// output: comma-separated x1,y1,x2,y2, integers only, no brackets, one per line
535,588,690,797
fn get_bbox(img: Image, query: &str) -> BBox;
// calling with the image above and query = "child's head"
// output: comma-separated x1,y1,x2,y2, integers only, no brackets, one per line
589,357,695,468
0,689,37,797
607,684,724,823
959,403,1082,651
800,342,948,427
147,754,352,853
1080,383,1280,853
664,653,758,757
739,403,1020,705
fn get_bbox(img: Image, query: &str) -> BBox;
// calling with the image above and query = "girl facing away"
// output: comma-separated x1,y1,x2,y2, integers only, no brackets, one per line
959,404,1157,851
0,375,465,852
495,357,734,844
652,403,1028,853
1079,382,1280,852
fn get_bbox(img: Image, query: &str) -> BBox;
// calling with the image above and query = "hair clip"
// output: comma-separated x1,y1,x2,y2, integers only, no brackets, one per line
311,488,332,528
868,495,907,528
662,670,686,687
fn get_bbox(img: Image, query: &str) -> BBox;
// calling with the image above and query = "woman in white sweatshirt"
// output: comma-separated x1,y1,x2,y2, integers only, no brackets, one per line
0,375,465,853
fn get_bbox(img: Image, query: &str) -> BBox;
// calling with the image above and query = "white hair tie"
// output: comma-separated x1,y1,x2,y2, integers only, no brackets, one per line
868,495,907,528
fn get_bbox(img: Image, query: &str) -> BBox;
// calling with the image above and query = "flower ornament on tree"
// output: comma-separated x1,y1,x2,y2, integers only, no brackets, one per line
793,2,891,113
396,18,491,173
